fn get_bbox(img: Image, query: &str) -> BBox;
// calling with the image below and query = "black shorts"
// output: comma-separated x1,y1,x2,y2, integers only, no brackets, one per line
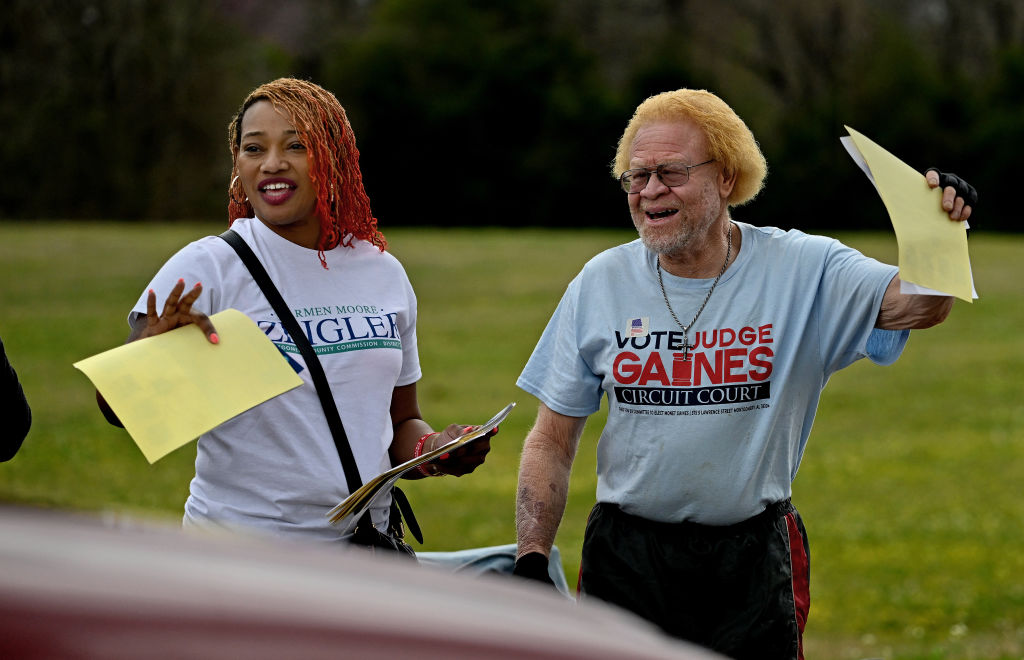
580,500,810,660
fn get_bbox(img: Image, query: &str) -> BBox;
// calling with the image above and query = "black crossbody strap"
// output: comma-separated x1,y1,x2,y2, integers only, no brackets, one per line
219,229,422,545
219,230,363,494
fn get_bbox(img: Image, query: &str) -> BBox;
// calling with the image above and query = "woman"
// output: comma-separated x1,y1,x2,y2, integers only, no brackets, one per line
100,78,490,545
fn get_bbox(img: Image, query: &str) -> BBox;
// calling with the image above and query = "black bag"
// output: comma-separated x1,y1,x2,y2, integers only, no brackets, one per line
220,230,420,558
351,500,416,558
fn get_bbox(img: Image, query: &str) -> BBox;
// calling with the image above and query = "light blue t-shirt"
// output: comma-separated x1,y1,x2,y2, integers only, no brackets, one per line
517,222,907,525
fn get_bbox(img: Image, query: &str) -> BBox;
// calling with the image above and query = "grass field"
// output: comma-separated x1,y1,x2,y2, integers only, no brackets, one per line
0,221,1021,659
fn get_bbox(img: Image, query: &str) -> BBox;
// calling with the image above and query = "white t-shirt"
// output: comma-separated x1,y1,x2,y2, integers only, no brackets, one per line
131,217,421,541
517,222,908,525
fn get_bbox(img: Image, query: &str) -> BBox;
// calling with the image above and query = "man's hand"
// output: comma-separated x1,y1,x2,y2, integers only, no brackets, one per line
925,167,977,223
513,552,557,587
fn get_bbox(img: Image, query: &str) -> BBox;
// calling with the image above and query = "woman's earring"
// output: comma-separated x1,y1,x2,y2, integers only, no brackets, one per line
230,175,248,204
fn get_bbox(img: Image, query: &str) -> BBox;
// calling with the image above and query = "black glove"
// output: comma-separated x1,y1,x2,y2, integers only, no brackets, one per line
513,552,556,587
925,167,979,210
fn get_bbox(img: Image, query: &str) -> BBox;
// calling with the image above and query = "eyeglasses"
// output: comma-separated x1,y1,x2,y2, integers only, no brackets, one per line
619,159,715,194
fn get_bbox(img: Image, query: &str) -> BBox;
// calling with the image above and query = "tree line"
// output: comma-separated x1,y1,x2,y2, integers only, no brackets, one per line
2,0,1019,230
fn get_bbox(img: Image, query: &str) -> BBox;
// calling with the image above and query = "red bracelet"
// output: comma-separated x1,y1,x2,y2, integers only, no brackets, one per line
414,432,442,477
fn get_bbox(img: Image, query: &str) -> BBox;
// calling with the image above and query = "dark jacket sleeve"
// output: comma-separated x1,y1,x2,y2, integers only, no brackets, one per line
1,337,31,461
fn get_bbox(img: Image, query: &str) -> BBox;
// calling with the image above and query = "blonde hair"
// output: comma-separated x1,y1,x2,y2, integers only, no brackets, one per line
612,89,767,207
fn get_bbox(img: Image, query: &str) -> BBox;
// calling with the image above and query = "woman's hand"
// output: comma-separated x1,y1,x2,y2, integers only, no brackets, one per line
132,278,219,343
99,279,219,427
424,423,497,477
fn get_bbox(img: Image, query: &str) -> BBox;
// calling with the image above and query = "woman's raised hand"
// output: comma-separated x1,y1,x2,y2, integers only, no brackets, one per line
135,278,219,344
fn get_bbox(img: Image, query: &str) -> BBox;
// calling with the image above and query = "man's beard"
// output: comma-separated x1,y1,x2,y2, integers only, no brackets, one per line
634,209,716,257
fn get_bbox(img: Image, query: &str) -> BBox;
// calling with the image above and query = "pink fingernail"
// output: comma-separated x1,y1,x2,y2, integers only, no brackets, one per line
210,333,220,344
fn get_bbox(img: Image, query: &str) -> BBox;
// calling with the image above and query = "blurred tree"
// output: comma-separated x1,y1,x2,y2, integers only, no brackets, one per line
969,44,1024,229
630,0,1016,231
0,0,1016,229
0,0,287,220
316,0,624,229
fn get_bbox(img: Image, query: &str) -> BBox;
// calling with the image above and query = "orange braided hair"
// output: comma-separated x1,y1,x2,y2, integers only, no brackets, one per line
227,78,386,267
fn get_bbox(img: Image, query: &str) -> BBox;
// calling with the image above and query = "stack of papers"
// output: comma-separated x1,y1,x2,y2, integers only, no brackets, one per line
841,126,976,302
74,309,303,463
327,402,516,530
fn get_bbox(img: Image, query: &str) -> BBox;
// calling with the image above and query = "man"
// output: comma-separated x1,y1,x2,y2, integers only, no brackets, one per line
511,89,975,659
